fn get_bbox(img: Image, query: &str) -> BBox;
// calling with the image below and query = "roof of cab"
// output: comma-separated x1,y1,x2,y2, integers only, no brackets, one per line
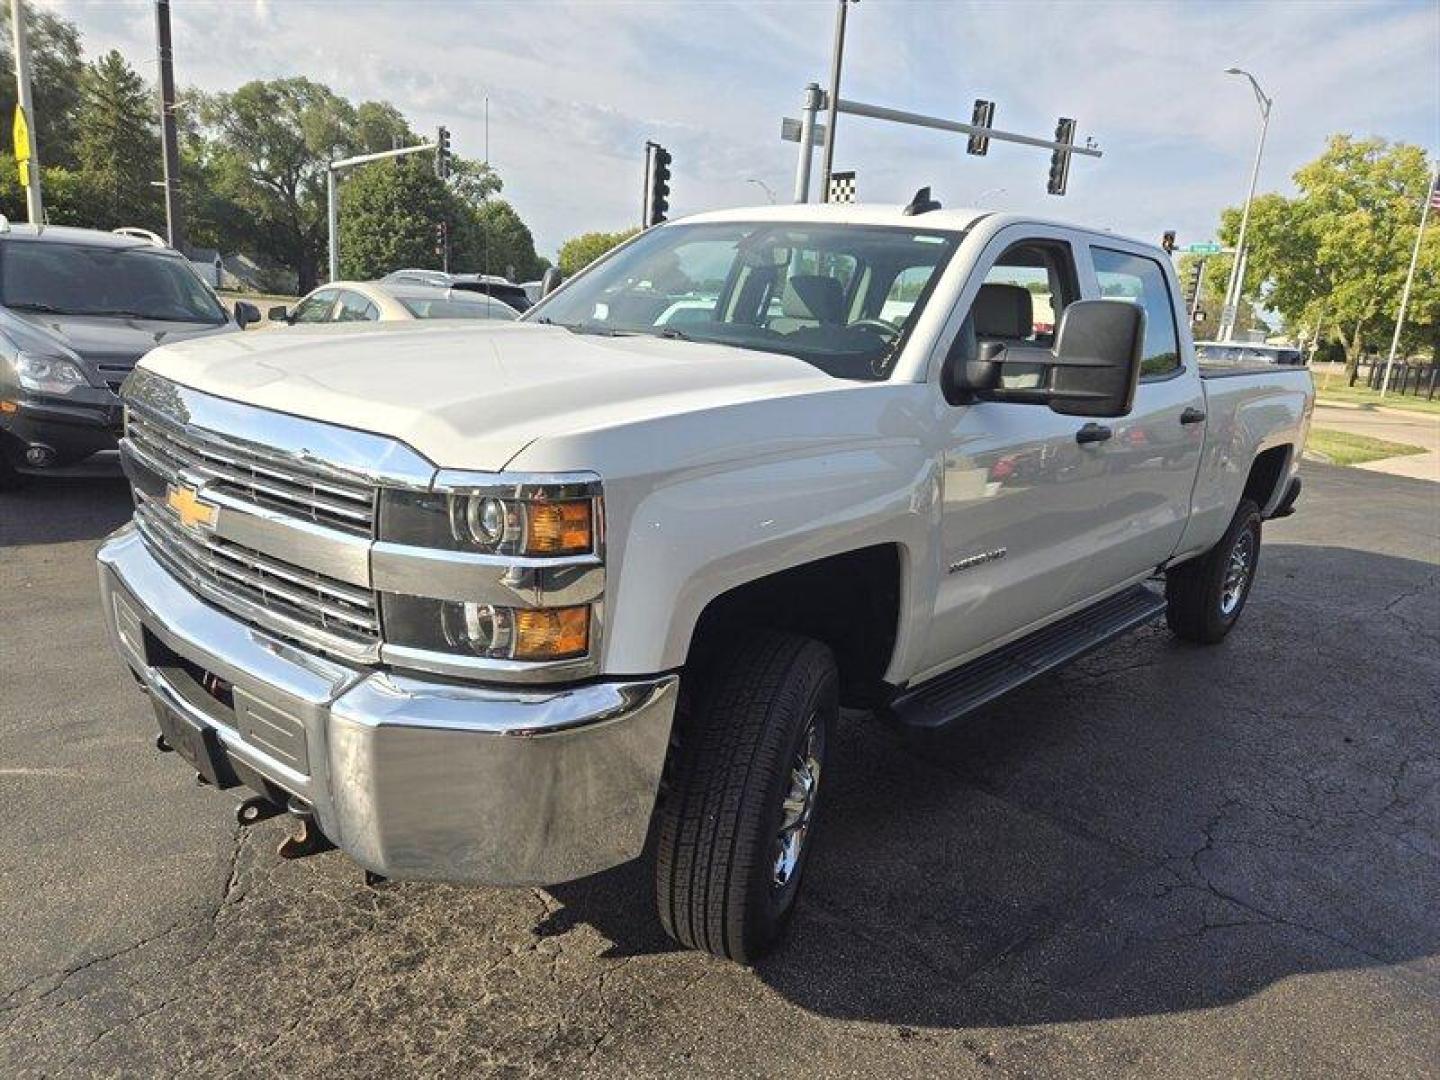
679,202,990,232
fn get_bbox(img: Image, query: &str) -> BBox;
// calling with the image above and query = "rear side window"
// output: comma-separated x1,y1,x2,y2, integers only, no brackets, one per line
1090,247,1181,377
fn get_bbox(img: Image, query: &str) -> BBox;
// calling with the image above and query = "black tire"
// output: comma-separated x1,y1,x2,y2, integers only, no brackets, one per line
654,630,837,963
1166,498,1263,643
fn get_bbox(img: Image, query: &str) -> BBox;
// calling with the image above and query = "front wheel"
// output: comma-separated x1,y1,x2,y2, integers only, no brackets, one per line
1165,498,1263,643
654,631,837,963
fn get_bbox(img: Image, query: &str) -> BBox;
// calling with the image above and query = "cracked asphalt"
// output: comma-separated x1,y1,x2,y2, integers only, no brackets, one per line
1,462,1437,1078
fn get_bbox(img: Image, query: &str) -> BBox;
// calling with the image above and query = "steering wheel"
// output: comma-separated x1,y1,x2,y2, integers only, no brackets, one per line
127,293,170,315
849,318,902,342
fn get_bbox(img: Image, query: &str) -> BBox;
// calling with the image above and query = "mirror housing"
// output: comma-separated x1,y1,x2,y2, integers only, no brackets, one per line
266,304,291,324
944,300,1145,418
232,300,261,329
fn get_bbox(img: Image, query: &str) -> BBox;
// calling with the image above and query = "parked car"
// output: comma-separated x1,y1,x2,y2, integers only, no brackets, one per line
1194,340,1306,366
0,220,253,486
381,269,532,312
99,203,1313,963
268,280,520,325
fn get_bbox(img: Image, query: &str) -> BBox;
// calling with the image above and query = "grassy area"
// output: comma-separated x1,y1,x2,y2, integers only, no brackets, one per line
1306,427,1428,467
1315,379,1440,417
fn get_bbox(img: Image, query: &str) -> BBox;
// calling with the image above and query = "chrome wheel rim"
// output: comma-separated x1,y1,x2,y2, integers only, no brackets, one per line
1220,529,1255,615
772,714,822,890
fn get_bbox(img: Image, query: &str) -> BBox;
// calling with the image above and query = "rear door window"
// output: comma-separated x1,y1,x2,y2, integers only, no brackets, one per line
336,291,379,322
1090,247,1181,378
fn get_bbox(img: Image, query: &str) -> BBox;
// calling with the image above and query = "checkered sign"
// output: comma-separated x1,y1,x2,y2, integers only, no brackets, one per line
827,171,857,204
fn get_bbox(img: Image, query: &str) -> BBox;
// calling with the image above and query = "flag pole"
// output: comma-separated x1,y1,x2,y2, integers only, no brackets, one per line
1380,162,1437,398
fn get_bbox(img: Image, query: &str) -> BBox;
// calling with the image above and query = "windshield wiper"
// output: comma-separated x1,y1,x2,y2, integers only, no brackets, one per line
536,316,634,338
8,302,77,315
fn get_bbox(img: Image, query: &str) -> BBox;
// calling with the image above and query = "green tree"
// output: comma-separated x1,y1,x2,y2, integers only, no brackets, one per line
0,4,85,170
336,155,454,279
200,78,360,291
354,100,413,153
1216,135,1438,373
557,229,638,277
73,50,162,231
461,199,546,280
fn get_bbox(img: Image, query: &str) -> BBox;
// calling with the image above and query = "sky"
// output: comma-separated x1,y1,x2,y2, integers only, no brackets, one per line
39,0,1440,259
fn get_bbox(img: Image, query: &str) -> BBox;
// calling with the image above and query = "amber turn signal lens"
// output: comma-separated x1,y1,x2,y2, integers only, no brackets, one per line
524,500,593,555
0,400,17,413
513,605,590,660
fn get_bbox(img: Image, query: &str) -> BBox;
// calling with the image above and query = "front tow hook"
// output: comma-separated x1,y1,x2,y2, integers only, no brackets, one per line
277,797,336,860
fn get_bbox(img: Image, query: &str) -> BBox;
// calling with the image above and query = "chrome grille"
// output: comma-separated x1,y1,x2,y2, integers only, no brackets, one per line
135,496,380,651
126,408,375,536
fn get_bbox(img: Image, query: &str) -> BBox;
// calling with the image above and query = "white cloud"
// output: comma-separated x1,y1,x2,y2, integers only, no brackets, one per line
38,0,1440,257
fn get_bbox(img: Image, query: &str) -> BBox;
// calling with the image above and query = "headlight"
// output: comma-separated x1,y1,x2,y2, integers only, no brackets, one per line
382,595,591,661
15,352,88,395
379,480,598,557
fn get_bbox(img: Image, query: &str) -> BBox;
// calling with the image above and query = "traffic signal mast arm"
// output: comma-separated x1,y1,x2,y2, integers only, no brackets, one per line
325,136,441,282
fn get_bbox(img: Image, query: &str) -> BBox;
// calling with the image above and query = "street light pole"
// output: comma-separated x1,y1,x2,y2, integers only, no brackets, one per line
9,0,44,224
1218,67,1271,342
1379,162,1438,397
819,0,855,202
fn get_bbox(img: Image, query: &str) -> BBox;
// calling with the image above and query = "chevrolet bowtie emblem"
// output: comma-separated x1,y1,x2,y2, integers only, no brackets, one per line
166,483,217,531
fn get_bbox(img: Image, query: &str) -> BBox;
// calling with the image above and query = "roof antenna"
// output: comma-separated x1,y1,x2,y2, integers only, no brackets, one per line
902,186,942,216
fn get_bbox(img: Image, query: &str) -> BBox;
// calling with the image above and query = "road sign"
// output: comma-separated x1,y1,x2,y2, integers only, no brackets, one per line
781,116,828,148
12,106,31,187
1186,242,1222,255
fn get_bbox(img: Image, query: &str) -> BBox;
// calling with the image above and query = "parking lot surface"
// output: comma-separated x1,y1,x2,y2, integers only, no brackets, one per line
1,463,1436,1078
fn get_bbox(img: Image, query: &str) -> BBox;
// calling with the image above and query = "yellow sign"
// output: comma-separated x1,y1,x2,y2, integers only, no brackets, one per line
12,106,30,188
166,484,218,532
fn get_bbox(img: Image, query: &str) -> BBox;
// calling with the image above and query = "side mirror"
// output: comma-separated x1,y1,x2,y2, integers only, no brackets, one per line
1046,300,1145,417
943,300,1144,418
233,300,261,329
266,305,291,324
539,267,562,299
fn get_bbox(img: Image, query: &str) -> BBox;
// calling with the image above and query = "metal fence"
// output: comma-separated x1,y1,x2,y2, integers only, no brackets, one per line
1351,360,1440,400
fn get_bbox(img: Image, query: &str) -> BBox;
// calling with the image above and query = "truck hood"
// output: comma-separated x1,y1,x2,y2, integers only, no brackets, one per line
138,321,840,470
1,308,232,388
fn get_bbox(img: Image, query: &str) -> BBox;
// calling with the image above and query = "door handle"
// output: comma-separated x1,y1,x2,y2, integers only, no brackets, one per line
1075,423,1112,445
1180,407,1207,425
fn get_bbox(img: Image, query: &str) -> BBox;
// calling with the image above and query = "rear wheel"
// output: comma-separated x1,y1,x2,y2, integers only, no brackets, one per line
1166,499,1262,643
654,630,837,963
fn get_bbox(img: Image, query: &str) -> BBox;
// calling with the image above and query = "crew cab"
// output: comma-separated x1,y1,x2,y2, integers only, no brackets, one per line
0,221,253,485
97,204,1312,962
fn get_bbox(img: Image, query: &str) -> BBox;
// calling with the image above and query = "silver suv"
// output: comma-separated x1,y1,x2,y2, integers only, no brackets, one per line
0,221,253,484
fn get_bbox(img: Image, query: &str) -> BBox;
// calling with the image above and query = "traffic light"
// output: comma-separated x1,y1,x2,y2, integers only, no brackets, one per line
966,99,995,156
645,142,672,227
1047,117,1075,196
1183,259,1204,307
435,125,452,180
1161,230,1177,254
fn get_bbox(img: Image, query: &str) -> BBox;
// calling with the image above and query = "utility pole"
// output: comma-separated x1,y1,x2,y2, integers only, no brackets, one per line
9,0,44,224
154,0,185,251
819,0,856,202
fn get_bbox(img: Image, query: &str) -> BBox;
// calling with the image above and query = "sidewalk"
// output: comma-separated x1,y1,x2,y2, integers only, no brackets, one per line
1310,403,1440,482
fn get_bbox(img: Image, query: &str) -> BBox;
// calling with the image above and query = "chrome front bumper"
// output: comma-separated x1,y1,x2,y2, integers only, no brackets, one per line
97,525,678,886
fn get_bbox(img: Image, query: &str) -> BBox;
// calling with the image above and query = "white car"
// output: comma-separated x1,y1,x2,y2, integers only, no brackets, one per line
269,280,519,325
101,202,1313,963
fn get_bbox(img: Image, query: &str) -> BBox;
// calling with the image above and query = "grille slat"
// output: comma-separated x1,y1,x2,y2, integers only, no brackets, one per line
126,410,375,535
136,500,379,648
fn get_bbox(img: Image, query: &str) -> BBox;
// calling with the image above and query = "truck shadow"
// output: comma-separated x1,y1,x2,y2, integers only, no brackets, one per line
0,475,132,547
544,542,1439,1028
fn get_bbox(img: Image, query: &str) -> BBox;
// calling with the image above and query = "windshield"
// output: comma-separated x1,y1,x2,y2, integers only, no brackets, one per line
399,296,517,320
0,241,228,324
526,221,961,380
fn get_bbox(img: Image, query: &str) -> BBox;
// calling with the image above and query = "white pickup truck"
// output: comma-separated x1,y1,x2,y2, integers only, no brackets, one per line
99,203,1312,962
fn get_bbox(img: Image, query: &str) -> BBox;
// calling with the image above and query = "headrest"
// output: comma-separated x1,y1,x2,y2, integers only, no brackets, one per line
973,283,1034,339
781,275,846,324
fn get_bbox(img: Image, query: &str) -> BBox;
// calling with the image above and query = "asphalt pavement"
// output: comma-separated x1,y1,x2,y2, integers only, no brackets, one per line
1,463,1437,1078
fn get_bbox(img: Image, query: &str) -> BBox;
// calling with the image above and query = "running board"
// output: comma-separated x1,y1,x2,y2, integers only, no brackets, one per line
887,584,1168,730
